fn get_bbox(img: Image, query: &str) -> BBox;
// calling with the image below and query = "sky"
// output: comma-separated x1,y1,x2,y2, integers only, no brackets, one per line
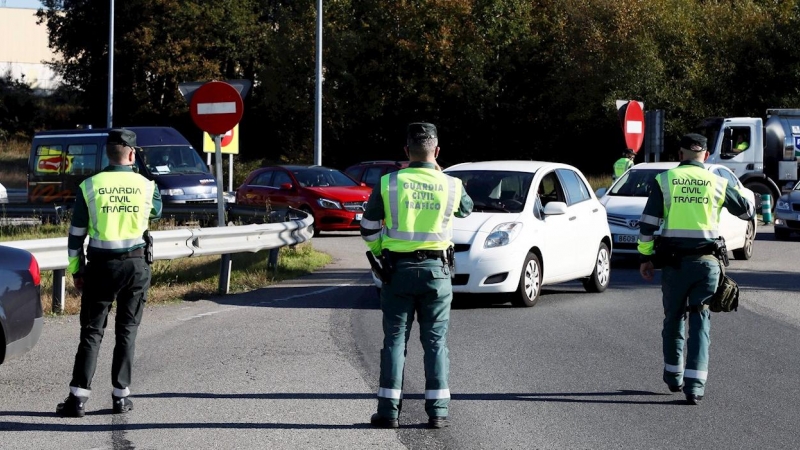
2,0,43,9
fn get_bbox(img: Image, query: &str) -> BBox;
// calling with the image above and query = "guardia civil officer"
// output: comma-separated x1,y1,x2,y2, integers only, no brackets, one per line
638,133,753,405
613,148,636,180
360,122,473,429
57,129,162,417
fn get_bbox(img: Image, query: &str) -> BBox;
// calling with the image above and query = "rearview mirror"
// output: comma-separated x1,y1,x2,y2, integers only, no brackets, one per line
543,201,568,216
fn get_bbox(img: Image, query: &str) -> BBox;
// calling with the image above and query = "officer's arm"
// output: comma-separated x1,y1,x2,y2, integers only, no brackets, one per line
637,179,664,262
455,181,473,218
360,188,385,256
724,183,755,221
149,181,163,220
67,188,89,276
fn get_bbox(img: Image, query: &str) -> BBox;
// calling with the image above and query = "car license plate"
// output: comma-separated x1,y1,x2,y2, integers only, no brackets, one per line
355,213,363,221
616,234,637,243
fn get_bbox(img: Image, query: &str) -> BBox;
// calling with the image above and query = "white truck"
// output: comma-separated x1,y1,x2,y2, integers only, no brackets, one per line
697,108,800,211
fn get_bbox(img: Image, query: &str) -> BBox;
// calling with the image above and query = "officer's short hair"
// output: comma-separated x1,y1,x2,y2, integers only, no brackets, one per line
623,148,635,157
680,133,708,152
406,122,438,156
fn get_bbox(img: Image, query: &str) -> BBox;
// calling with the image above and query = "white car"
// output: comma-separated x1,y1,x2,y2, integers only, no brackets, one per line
374,161,613,307
0,181,7,204
596,162,756,259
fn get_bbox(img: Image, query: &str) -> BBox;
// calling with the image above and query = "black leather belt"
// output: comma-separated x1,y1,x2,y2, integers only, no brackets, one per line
386,250,445,262
90,247,145,262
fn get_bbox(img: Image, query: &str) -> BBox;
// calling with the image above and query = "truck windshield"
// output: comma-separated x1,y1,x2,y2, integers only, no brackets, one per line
138,146,210,175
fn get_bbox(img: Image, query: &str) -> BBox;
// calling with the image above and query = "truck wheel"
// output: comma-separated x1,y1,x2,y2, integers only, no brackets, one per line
732,220,755,260
745,181,776,213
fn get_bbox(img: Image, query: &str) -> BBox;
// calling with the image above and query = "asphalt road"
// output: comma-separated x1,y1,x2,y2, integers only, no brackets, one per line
1,225,799,449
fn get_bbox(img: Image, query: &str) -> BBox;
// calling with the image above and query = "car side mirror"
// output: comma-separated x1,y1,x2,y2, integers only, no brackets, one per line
595,187,607,197
361,182,367,187
543,201,568,216
280,182,293,190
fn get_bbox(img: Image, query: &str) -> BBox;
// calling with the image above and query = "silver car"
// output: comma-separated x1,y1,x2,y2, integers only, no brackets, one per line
0,245,43,365
773,179,800,240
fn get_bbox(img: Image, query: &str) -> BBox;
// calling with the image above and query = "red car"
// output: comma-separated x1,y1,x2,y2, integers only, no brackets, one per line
235,165,372,236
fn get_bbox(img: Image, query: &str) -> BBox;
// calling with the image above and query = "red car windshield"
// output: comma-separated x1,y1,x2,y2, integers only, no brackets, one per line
292,168,359,188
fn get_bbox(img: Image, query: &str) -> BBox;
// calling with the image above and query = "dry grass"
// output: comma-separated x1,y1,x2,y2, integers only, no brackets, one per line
586,174,613,192
0,140,29,189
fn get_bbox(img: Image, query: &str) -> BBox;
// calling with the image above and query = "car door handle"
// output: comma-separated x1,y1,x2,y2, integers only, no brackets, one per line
593,208,599,213
569,216,576,221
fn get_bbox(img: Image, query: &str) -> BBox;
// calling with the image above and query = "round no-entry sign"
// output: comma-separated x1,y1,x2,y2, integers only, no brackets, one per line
190,81,243,135
623,100,645,153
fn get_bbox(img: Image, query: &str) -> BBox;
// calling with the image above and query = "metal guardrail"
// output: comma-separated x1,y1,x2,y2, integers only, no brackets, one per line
2,210,314,312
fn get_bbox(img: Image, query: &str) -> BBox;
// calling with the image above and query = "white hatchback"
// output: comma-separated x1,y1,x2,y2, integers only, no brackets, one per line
374,161,613,307
597,162,756,259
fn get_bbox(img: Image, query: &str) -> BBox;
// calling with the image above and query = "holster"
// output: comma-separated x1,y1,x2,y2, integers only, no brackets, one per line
143,230,154,265
445,246,456,279
366,251,392,284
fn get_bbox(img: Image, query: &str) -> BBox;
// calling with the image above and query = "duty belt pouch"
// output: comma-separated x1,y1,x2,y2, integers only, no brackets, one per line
709,261,739,312
446,246,456,279
143,230,154,265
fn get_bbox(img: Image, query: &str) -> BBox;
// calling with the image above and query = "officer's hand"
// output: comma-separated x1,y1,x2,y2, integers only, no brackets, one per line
639,261,655,281
73,276,84,292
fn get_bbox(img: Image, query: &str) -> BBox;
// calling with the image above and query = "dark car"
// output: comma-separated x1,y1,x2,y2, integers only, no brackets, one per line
235,165,372,236
344,160,410,188
1,245,43,365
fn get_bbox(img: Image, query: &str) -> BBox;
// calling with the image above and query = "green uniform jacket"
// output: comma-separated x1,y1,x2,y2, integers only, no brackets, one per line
68,165,162,275
637,160,754,262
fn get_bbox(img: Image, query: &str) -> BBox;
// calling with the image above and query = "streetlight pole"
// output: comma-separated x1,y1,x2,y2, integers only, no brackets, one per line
107,0,114,128
313,0,322,166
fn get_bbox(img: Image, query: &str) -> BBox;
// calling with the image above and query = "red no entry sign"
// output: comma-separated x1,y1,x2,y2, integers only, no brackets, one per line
623,100,645,153
189,81,243,135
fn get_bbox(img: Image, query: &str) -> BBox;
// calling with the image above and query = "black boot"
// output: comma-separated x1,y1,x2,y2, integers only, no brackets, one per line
428,416,450,429
56,394,88,418
112,395,134,414
370,413,399,429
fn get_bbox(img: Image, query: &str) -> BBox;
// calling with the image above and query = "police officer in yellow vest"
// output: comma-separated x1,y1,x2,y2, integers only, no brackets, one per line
57,129,162,417
613,148,636,180
361,122,473,429
638,133,753,405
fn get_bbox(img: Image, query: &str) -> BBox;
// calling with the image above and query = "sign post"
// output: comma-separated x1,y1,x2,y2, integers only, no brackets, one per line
185,80,244,294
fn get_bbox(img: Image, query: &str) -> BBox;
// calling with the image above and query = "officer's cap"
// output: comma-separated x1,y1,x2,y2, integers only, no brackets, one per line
107,129,137,147
407,122,438,141
680,133,707,152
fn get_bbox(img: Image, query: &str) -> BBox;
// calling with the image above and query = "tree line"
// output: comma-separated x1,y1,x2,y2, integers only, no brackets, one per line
6,0,800,174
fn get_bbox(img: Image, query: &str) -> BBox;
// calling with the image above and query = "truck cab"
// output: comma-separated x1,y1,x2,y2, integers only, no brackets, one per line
697,110,800,211
27,127,218,205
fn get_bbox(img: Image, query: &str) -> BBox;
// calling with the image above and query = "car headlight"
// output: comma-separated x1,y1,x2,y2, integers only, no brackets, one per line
317,198,342,209
484,222,523,248
775,199,791,210
160,188,184,196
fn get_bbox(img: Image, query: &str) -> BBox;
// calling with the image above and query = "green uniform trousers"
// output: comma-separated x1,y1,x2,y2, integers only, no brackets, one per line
377,258,452,419
661,255,720,397
70,255,150,395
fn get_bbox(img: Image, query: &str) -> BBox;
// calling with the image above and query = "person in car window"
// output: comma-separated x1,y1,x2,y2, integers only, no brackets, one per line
638,133,754,405
360,122,472,429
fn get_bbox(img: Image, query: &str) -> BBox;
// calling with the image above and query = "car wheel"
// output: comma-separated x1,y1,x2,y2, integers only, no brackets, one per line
775,227,791,241
511,252,542,307
732,220,755,260
301,207,320,237
582,242,611,293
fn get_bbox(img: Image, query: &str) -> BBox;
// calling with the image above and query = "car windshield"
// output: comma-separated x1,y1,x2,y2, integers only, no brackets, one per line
446,170,533,213
292,168,358,187
138,145,211,175
608,169,664,197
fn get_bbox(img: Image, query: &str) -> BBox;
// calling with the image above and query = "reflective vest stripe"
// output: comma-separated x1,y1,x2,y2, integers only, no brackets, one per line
388,172,400,234
640,214,660,226
362,232,381,242
661,229,719,239
360,218,382,230
425,389,451,400
68,249,81,257
377,387,402,399
84,177,100,238
69,226,87,236
684,369,708,380
638,234,655,242
440,177,457,231
88,236,145,249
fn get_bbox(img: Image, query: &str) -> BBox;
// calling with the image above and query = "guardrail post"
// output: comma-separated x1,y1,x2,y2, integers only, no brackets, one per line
268,247,279,274
52,269,66,313
218,254,232,294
